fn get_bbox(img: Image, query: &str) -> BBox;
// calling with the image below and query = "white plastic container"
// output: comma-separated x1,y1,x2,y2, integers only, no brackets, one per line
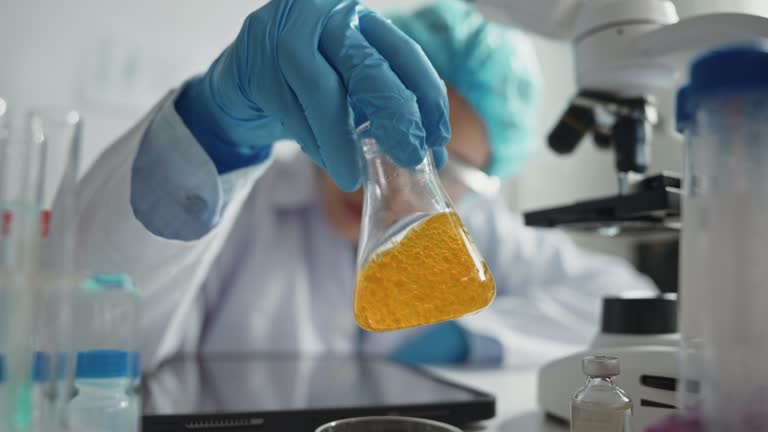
69,350,137,432
677,43,768,429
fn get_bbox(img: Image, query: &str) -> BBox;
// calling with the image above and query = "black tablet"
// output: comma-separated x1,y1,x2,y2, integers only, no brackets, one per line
142,355,495,432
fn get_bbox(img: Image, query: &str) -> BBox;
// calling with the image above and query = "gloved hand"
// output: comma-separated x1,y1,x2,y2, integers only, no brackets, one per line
175,0,451,191
390,321,469,365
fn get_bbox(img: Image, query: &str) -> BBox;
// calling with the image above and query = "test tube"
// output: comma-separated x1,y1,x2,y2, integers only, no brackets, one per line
0,107,81,432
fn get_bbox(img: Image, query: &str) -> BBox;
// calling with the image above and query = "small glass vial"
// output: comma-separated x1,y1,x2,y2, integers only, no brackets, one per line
571,356,632,432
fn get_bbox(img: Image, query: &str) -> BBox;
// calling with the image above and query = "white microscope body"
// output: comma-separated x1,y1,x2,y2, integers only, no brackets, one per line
473,0,768,98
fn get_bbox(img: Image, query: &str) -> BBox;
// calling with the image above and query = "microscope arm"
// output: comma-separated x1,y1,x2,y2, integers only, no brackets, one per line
468,0,583,39
471,0,768,94
633,13,768,61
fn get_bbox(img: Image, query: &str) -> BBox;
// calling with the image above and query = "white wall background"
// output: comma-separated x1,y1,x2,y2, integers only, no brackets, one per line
0,0,431,172
1,0,766,261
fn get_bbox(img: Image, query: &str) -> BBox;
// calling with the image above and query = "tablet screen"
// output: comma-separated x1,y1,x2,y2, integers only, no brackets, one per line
143,355,488,415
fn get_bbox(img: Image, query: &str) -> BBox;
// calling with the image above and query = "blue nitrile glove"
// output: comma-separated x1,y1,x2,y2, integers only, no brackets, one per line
175,0,451,191
390,321,469,365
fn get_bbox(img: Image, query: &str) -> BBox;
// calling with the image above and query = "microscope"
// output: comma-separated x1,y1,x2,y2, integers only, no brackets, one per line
526,89,680,235
469,0,768,429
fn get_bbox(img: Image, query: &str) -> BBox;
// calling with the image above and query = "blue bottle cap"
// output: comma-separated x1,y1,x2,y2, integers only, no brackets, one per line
75,350,132,379
32,351,51,383
690,43,768,95
677,43,768,130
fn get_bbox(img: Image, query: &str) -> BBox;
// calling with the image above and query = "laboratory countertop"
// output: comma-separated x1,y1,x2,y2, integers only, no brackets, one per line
429,367,568,432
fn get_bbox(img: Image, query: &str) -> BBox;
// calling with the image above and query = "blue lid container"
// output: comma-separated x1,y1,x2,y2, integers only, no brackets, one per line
677,43,768,130
75,350,132,379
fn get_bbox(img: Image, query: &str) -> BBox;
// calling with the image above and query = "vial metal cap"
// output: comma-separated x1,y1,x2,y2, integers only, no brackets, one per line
582,356,620,378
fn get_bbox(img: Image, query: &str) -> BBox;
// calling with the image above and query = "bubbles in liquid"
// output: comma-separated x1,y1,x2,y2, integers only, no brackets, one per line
354,211,495,332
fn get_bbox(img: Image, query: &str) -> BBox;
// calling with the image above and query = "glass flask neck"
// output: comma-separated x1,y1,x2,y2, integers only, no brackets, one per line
586,376,616,387
358,129,382,159
358,132,437,183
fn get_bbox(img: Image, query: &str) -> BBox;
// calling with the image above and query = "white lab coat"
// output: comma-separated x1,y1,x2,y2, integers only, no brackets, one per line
75,93,656,370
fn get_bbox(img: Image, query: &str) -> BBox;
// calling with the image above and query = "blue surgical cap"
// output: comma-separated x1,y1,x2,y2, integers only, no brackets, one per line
389,0,540,179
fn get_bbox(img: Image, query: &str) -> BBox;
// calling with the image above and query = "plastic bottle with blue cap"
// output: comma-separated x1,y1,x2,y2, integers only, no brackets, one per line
70,273,140,432
675,42,768,430
69,350,138,432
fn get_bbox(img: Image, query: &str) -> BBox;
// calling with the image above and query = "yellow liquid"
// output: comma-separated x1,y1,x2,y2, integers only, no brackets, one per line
354,211,495,332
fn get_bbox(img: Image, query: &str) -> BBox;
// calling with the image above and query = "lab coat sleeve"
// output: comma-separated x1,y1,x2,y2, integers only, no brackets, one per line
75,90,270,368
456,200,658,367
130,93,267,241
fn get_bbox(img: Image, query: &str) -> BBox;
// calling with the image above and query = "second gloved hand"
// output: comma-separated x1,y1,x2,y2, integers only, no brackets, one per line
176,0,452,191
390,321,469,365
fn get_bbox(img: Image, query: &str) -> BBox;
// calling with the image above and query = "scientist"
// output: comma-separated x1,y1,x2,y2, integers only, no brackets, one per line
75,0,655,369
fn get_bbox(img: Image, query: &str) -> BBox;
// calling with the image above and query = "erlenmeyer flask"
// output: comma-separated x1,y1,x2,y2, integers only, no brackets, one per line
354,122,495,332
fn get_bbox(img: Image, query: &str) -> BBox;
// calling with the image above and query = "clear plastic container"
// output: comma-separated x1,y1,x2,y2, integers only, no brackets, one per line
571,356,632,432
676,44,768,430
68,350,137,432
353,122,495,332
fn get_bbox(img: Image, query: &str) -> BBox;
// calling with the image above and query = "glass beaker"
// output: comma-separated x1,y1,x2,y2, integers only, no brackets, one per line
315,416,462,432
353,122,495,332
